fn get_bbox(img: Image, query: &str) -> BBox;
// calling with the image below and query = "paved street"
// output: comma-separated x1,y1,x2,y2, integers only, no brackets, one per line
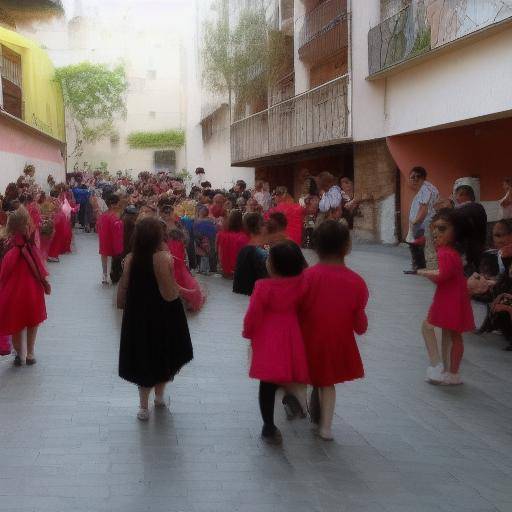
1,232,512,512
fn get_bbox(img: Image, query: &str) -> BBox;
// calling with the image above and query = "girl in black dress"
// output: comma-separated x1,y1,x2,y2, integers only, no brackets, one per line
117,217,193,420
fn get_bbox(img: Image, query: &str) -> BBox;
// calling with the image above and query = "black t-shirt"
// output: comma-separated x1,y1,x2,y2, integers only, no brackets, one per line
233,245,268,296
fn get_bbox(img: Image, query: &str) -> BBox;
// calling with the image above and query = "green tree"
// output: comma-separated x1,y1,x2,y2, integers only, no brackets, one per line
201,1,293,120
54,62,128,158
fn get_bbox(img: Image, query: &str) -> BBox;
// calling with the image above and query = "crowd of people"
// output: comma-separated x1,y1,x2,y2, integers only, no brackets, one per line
404,166,512,354
0,162,509,444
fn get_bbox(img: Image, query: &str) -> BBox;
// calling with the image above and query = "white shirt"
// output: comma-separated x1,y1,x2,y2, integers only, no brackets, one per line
319,185,343,213
409,181,439,228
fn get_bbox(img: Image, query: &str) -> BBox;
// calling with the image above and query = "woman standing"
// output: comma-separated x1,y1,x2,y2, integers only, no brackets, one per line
117,217,193,420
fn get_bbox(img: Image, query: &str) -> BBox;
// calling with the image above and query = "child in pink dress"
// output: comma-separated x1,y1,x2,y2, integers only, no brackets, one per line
0,207,51,366
299,220,369,441
417,209,475,385
97,195,123,284
243,240,309,444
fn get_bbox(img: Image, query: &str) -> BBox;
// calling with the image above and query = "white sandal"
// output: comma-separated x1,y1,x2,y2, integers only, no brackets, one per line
137,408,150,421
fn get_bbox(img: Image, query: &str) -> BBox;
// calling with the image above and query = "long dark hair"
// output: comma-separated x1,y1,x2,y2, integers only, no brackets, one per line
431,208,463,253
131,217,163,266
269,241,307,277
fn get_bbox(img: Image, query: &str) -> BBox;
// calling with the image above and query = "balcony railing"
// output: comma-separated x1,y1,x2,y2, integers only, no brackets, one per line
368,0,512,77
299,0,347,49
231,74,349,164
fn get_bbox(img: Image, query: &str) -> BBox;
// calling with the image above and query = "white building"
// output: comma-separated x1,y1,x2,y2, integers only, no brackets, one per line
17,0,191,178
185,0,255,190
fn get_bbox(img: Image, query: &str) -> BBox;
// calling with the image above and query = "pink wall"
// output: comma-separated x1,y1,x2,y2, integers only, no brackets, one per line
387,117,512,235
0,116,64,165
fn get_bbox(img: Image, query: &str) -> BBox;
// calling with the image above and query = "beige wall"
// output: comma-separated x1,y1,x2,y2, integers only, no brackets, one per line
351,1,512,141
18,0,189,177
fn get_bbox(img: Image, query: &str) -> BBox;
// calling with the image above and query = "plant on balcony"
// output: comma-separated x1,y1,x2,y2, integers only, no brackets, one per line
55,62,127,158
410,26,431,57
127,130,186,149
202,1,293,120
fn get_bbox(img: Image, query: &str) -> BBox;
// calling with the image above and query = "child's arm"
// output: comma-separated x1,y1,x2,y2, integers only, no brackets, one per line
354,308,368,335
354,280,369,335
242,283,264,339
417,269,440,283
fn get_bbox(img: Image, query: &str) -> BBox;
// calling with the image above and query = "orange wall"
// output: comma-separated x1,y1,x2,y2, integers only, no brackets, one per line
387,117,512,235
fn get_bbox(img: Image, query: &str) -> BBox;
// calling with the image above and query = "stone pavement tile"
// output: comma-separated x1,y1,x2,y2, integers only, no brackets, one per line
2,233,512,512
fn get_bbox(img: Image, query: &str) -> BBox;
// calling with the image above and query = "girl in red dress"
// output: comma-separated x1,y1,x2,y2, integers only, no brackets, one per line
268,187,305,246
243,241,309,444
97,195,123,284
299,220,369,441
217,209,249,278
161,205,206,312
417,209,475,386
0,207,50,366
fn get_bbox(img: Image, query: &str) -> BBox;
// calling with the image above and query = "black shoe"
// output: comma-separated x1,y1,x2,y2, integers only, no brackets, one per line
282,394,306,420
261,425,282,445
403,269,418,275
26,357,37,366
13,355,22,367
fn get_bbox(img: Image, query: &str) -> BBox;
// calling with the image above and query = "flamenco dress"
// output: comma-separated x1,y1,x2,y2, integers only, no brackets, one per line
0,234,47,336
97,211,123,257
217,230,249,277
167,239,205,312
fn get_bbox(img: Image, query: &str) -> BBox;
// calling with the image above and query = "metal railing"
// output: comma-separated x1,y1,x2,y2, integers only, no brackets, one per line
231,74,349,164
368,0,512,76
1,53,22,87
298,0,347,49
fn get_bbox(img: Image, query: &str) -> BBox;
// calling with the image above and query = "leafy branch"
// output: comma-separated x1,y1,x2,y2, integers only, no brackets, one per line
54,62,127,158
127,130,186,149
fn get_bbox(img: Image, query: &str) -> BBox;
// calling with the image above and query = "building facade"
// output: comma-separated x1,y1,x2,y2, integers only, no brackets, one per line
355,0,512,238
210,0,512,243
186,0,255,190
17,0,190,178
0,11,66,191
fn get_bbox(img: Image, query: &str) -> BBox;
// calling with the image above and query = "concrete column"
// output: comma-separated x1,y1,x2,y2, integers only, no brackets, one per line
0,45,3,108
293,0,309,95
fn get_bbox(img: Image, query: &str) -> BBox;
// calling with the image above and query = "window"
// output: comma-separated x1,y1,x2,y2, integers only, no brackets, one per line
154,150,176,172
1,45,22,120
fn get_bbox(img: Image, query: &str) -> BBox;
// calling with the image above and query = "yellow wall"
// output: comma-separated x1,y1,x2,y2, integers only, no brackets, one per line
0,26,65,142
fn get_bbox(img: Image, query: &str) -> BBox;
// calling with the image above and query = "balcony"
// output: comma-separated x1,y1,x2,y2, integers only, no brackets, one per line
0,0,63,27
231,74,349,165
298,0,348,63
368,0,512,78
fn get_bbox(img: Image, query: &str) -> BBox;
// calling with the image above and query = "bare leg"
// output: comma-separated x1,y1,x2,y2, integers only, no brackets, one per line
284,383,308,414
441,329,452,372
12,331,22,354
154,382,166,405
422,320,441,366
138,386,151,410
318,385,336,440
26,326,38,360
101,256,108,276
450,332,464,374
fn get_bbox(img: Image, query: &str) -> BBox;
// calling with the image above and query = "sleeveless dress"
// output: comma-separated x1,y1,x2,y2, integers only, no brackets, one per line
428,246,475,333
119,256,193,388
0,234,48,335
